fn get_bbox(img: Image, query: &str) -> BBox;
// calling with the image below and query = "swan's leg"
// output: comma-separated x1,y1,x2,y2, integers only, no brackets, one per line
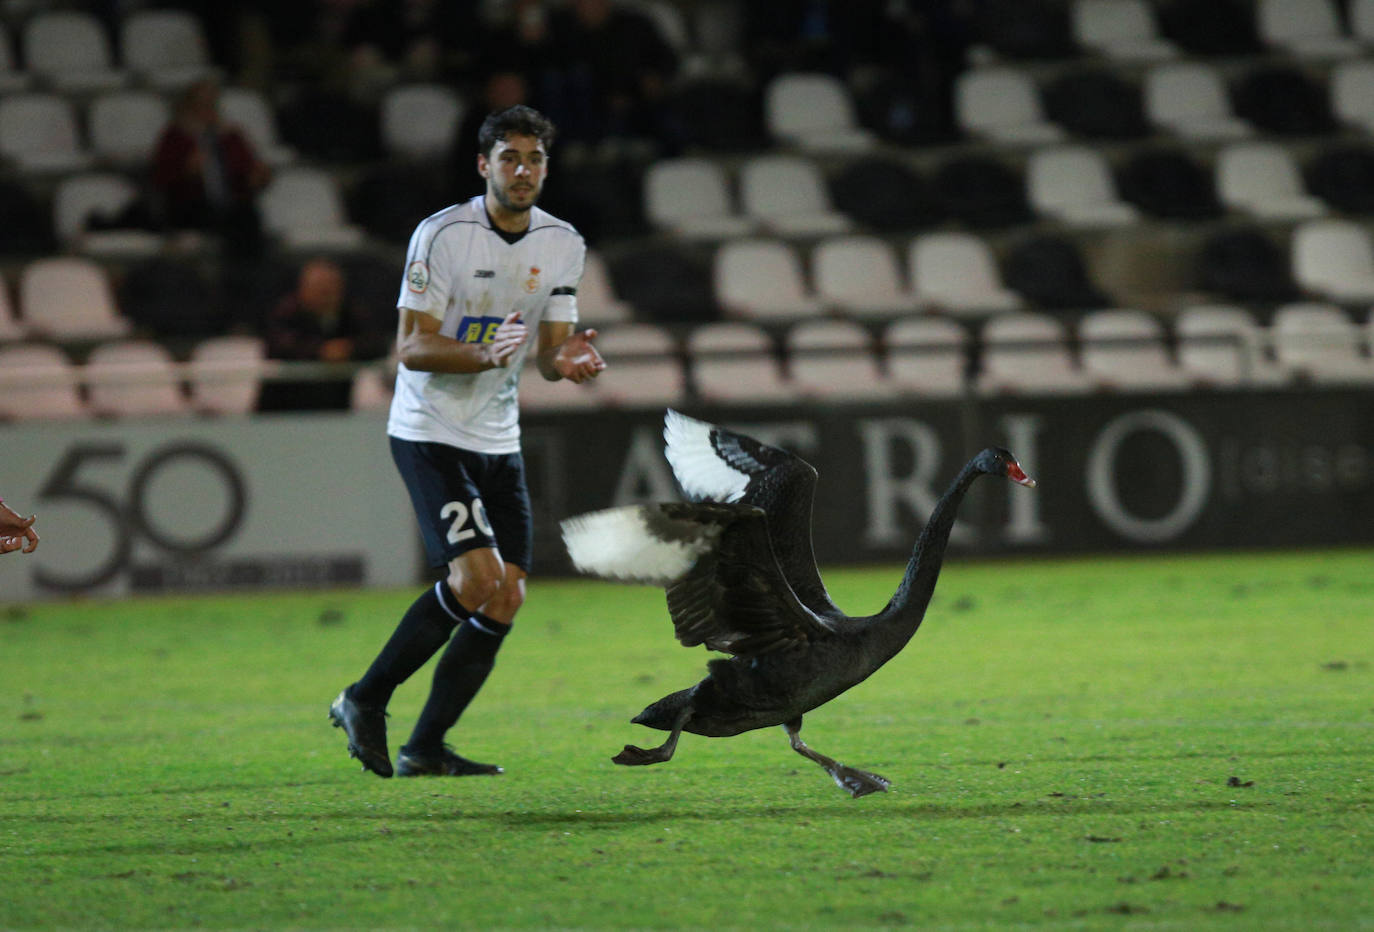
784,717,891,798
612,705,692,766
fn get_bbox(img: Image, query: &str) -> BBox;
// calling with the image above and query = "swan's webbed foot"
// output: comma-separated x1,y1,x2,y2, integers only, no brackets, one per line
612,743,673,766
828,764,892,798
784,717,891,798
612,705,691,767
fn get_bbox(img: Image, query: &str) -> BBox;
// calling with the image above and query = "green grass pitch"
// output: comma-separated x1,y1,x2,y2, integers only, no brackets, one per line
2,548,1371,929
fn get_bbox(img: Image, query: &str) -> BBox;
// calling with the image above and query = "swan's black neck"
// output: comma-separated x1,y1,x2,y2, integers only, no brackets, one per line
875,458,985,653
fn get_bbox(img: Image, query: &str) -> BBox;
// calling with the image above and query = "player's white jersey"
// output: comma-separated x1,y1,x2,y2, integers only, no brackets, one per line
388,195,584,454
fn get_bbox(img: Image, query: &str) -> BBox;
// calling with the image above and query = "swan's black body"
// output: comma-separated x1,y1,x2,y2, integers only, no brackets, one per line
560,410,1036,796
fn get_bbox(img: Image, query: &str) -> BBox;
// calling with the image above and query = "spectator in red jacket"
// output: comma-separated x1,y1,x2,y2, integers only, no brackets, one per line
152,78,271,254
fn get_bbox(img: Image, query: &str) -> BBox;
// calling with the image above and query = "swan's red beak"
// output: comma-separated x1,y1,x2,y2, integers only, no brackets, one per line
1007,461,1037,488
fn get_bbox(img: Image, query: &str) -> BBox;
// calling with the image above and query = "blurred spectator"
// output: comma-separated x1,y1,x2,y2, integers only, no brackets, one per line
341,0,483,90
259,257,394,410
151,78,271,255
541,0,680,151
455,70,531,165
477,0,557,79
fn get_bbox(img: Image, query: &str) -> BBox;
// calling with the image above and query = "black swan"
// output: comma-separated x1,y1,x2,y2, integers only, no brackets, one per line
560,410,1037,797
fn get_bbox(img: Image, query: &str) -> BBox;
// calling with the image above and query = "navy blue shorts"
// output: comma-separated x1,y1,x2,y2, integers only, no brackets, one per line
389,437,533,572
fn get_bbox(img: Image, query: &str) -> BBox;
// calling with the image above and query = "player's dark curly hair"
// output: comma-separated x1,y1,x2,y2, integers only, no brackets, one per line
478,105,557,156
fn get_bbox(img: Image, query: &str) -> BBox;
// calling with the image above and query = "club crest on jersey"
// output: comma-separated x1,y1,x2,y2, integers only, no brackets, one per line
524,266,540,293
407,260,429,293
456,315,504,344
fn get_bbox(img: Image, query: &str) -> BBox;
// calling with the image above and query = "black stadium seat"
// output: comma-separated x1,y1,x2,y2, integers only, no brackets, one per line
1119,147,1223,220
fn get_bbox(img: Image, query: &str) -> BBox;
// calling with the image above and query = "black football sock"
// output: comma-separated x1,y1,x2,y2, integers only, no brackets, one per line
403,613,510,754
351,582,467,708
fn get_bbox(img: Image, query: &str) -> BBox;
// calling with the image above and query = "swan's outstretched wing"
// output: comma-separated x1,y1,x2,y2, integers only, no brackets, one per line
561,501,836,657
663,409,836,616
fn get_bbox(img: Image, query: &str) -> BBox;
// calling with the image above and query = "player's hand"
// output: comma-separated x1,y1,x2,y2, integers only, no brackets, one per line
487,312,529,368
554,329,606,383
0,501,38,555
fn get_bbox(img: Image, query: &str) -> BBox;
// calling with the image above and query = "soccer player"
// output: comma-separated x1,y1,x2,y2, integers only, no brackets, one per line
330,105,605,778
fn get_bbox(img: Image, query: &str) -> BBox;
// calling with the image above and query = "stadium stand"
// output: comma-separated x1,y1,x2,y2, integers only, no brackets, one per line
4,0,1374,417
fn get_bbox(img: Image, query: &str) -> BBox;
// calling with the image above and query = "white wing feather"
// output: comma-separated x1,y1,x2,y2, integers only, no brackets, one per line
663,408,748,503
560,505,720,585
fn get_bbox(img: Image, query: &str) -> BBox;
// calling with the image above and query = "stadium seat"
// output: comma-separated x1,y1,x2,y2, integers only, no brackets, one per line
883,316,970,398
188,335,266,415
87,90,170,167
763,72,877,153
1175,304,1287,388
932,155,1034,228
670,77,768,153
1232,64,1337,136
908,232,1022,315
738,154,852,237
379,84,464,160
1003,234,1113,310
120,9,217,89
713,238,827,321
1306,143,1374,214
811,235,919,320
608,243,719,323
828,158,942,233
1071,0,1180,60
1143,61,1253,141
576,250,634,325
953,67,1065,145
0,22,30,93
1255,0,1361,58
19,257,131,341
0,272,25,341
976,312,1094,396
22,11,127,91
643,157,757,239
119,257,226,338
0,343,89,421
219,87,297,167
784,318,897,402
1118,146,1223,220
974,0,1078,60
1352,0,1374,42
1197,225,1302,303
256,167,366,251
1078,308,1194,392
85,340,192,417
0,93,95,174
1330,60,1374,135
1156,0,1262,54
1026,146,1139,227
687,322,794,405
1216,142,1327,221
1042,67,1150,139
589,324,686,408
1290,220,1374,304
52,173,163,259
0,179,55,255
1271,303,1374,384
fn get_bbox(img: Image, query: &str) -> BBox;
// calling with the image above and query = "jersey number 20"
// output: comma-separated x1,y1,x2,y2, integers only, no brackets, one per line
442,499,494,544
